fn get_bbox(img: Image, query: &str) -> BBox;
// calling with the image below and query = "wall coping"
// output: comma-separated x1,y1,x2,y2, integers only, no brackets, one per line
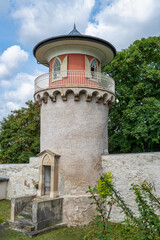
103,152,160,156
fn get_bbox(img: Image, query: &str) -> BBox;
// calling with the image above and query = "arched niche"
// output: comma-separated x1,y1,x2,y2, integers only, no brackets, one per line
37,150,60,198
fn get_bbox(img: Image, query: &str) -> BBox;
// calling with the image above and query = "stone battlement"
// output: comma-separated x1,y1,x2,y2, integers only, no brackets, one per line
34,87,115,107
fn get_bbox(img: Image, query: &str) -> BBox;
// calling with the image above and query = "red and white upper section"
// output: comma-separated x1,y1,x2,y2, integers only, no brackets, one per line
33,25,116,92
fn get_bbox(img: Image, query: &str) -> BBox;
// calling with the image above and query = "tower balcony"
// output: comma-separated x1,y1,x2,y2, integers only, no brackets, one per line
34,70,115,94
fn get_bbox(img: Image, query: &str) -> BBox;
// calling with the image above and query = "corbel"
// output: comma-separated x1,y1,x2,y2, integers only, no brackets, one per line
86,94,92,102
62,94,67,101
50,95,56,102
74,93,79,101
42,96,48,104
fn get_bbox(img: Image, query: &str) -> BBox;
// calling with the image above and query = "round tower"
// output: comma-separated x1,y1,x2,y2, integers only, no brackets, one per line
33,25,116,224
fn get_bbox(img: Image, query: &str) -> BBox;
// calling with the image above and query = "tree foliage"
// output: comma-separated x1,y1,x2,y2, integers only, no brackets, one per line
0,37,159,163
0,101,40,163
104,36,160,153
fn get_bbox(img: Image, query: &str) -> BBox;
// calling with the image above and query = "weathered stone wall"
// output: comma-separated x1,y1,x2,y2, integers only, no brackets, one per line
0,179,8,200
10,195,35,222
37,88,112,196
1,150,160,225
32,198,63,230
63,194,95,226
102,152,160,222
0,157,39,199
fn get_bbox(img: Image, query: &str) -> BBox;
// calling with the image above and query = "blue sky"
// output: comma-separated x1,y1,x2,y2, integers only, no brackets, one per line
0,0,159,120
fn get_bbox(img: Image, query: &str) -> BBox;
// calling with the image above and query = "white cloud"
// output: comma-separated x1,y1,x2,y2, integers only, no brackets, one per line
0,70,44,120
0,0,9,15
4,73,34,102
1,0,159,121
12,0,95,45
6,101,19,111
10,0,160,50
0,45,29,78
85,0,160,50
0,80,11,88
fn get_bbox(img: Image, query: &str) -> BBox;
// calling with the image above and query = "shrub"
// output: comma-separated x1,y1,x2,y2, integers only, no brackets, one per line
85,173,160,240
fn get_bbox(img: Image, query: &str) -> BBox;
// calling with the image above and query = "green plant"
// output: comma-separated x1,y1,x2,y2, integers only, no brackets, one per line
0,101,40,163
104,36,160,154
85,173,160,240
130,182,160,239
34,183,39,189
0,200,143,239
0,200,10,223
84,173,115,240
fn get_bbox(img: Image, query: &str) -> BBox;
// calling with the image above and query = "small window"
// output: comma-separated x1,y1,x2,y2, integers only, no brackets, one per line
90,59,97,77
53,58,61,79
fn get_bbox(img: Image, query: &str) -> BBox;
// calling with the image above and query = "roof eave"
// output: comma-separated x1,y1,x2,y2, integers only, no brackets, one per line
33,34,116,59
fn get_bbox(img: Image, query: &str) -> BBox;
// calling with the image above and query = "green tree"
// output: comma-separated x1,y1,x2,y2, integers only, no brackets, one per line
104,36,160,153
0,101,40,163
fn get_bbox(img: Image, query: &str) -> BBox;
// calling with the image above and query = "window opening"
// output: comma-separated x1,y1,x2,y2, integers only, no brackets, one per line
90,59,97,77
53,58,61,79
44,166,51,195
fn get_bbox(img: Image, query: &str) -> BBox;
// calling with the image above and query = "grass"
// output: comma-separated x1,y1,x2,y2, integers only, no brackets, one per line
1,226,91,240
0,200,140,240
0,200,10,224
0,223,140,240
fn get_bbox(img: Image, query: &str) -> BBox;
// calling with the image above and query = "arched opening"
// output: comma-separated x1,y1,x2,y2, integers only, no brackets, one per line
90,59,97,77
37,150,60,198
53,58,61,79
44,165,51,195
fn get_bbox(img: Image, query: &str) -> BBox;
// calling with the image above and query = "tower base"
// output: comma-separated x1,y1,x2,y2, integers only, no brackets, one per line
63,194,95,226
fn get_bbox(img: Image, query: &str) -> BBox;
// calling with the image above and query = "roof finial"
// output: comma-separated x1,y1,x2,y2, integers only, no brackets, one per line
68,23,81,35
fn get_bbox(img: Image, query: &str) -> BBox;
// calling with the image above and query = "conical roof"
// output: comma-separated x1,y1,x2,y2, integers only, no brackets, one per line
68,24,81,35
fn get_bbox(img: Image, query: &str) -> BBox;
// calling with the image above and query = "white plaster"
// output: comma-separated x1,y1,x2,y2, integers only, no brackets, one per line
61,56,68,78
40,91,109,196
63,194,95,226
85,56,92,78
0,181,8,200
45,44,102,64
36,40,114,67
0,157,40,199
102,152,160,222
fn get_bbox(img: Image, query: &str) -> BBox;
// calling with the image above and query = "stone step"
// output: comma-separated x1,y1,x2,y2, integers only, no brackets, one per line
18,212,32,220
27,223,67,237
19,202,32,219
18,217,33,225
14,218,35,232
9,200,36,233
20,209,32,218
24,202,32,211
27,202,32,206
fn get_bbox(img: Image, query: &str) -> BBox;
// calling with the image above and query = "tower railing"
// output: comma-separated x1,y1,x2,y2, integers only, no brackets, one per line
34,70,115,94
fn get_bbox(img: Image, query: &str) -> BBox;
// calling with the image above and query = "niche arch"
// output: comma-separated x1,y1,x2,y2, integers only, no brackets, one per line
37,150,60,198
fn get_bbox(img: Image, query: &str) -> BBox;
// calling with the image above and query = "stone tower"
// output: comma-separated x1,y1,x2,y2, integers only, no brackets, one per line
33,25,116,225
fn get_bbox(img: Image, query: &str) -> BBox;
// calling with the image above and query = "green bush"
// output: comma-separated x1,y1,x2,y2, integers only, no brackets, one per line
85,173,160,240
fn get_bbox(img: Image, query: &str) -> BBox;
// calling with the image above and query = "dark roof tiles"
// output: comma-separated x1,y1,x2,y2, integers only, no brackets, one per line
68,24,81,35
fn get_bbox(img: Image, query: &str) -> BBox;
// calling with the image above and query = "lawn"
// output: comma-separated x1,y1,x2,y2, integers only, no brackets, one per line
0,200,140,240
0,200,10,224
